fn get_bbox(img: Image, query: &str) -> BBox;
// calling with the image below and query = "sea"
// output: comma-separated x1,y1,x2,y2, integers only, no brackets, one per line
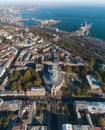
20,6,105,40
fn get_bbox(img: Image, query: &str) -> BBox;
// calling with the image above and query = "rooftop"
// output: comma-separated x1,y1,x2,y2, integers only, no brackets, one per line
27,126,47,130
62,124,73,130
75,101,105,114
86,75,100,88
43,62,62,88
0,100,22,111
73,125,92,130
0,67,5,77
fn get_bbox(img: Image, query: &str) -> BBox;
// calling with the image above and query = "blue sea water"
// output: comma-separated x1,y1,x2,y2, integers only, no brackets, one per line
20,6,105,40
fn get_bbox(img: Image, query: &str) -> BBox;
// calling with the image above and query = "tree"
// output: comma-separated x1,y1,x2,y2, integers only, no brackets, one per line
98,117,105,127
24,69,31,80
0,113,11,130
33,77,42,87
61,87,72,96
13,70,19,80
81,66,89,76
76,87,81,96
73,66,79,73
95,71,102,82
24,82,32,90
6,68,42,91
101,82,105,91
64,65,72,73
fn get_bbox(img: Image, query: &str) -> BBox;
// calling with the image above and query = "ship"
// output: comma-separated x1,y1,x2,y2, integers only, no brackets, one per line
75,22,92,36
41,19,60,26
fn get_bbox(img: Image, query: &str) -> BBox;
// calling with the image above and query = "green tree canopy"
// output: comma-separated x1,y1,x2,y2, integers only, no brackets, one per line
6,68,42,91
98,117,105,127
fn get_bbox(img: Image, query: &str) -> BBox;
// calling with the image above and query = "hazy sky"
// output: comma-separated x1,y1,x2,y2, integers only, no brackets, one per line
0,0,105,6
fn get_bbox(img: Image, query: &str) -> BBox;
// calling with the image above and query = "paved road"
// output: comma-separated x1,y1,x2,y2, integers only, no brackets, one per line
7,119,14,130
88,90,105,98
46,102,51,130
51,101,58,130
1,95,105,102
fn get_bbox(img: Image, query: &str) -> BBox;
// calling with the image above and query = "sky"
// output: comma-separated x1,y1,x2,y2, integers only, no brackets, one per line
0,0,105,6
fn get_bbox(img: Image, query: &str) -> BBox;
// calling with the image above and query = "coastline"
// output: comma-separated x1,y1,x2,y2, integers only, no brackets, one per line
19,6,105,40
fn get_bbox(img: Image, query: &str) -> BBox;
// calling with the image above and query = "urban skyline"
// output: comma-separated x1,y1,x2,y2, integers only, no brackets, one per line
0,1,105,130
0,0,105,6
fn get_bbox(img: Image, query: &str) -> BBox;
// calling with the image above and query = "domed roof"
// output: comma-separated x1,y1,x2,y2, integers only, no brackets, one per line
43,62,62,89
